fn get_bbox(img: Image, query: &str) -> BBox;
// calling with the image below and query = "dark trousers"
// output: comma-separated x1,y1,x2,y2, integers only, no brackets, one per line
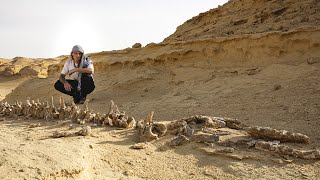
54,74,95,100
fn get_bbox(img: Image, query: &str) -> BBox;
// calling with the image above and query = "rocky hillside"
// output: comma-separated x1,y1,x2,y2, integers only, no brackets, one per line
0,57,63,78
1,0,320,80
164,0,320,42
1,0,318,133
1,0,320,121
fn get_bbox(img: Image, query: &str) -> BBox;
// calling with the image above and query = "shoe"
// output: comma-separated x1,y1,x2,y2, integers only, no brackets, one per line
73,96,80,104
79,97,86,104
73,91,82,104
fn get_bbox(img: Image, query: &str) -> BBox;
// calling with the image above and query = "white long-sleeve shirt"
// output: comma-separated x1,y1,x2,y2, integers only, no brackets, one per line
61,58,94,80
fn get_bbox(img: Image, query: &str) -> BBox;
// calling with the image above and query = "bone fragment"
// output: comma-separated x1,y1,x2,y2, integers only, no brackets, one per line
255,140,320,159
245,126,310,143
76,126,92,136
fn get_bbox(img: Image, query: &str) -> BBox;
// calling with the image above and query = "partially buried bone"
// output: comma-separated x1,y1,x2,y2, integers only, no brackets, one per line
137,111,166,142
76,126,92,136
255,140,320,159
245,126,310,143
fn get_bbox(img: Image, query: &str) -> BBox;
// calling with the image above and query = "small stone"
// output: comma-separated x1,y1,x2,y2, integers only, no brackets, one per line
203,170,212,176
216,148,235,153
284,159,294,163
89,145,93,149
53,131,69,138
272,159,283,164
76,126,91,136
29,123,41,128
125,161,135,166
92,124,98,127
19,169,24,172
170,135,190,146
123,170,134,176
307,57,320,64
273,84,282,91
159,146,167,151
131,143,148,149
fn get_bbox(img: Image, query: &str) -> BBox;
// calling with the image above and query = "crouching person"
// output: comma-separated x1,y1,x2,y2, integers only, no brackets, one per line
54,45,95,104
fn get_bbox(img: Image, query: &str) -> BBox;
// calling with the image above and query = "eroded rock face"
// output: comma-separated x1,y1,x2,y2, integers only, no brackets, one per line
164,0,320,42
0,57,62,78
19,65,40,77
132,43,142,48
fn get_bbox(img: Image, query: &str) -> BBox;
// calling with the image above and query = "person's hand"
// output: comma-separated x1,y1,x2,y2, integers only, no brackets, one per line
68,68,78,76
63,82,72,91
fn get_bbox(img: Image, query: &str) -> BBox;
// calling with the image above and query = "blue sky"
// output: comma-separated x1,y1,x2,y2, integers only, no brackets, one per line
0,0,228,58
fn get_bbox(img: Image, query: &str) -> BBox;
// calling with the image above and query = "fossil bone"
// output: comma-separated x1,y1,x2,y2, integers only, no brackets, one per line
255,140,320,159
245,126,310,143
76,126,92,136
138,111,160,142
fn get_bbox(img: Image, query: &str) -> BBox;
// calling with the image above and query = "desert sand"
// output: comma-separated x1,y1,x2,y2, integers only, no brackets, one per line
0,0,320,179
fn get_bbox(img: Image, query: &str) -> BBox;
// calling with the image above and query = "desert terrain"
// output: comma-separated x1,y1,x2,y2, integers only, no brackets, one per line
0,0,320,179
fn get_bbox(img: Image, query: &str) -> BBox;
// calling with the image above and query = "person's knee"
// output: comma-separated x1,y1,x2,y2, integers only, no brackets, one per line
54,81,58,89
54,80,62,91
83,84,95,96
90,84,95,94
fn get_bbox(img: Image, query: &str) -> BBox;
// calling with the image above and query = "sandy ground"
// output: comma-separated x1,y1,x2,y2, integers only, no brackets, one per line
0,58,319,179
0,115,319,180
